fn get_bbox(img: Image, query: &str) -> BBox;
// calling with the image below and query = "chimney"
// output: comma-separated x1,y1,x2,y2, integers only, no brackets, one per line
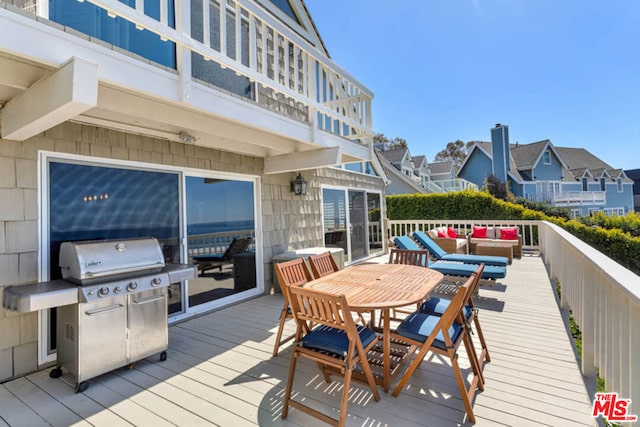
490,123,510,182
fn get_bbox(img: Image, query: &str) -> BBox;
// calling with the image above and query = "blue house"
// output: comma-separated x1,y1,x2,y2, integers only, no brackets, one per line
458,124,634,217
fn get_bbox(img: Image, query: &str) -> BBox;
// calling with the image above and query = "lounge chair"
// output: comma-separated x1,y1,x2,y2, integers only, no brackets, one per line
412,230,509,267
192,236,253,274
393,236,507,281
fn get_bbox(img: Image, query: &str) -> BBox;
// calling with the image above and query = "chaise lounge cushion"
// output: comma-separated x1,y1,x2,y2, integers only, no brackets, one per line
412,231,509,267
392,236,507,280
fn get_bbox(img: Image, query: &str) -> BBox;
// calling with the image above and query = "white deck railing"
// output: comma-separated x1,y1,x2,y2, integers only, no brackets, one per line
389,218,640,414
20,0,373,143
187,229,254,258
539,220,640,415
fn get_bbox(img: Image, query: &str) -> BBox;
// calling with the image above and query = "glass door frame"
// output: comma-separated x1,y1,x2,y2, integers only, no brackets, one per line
321,184,384,265
37,151,263,363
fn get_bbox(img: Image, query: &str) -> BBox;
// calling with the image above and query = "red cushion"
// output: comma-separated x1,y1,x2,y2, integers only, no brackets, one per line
447,227,457,238
499,227,518,240
437,231,448,238
471,226,487,238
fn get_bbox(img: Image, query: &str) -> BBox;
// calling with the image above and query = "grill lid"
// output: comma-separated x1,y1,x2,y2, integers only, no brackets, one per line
59,237,165,285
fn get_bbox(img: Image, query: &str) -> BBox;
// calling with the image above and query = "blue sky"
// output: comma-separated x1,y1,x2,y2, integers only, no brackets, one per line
305,0,640,170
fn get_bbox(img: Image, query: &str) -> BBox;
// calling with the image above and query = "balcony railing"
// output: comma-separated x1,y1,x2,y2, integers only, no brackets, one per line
388,218,640,415
423,178,478,193
551,191,606,206
4,0,373,143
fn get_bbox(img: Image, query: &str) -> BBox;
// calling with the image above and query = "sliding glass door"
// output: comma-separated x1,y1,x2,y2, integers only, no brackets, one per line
322,187,383,263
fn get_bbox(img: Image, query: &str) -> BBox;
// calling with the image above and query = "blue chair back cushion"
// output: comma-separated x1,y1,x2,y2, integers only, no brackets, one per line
396,312,462,351
420,297,472,319
302,324,377,357
412,231,447,259
393,236,421,250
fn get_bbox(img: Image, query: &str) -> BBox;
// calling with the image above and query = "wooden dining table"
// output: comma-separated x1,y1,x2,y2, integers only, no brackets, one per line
301,263,444,392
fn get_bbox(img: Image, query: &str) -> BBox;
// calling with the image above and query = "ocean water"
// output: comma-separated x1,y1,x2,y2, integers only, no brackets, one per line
188,219,255,236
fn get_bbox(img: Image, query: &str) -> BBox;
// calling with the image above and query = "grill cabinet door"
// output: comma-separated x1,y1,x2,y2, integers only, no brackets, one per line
76,294,127,382
128,288,168,362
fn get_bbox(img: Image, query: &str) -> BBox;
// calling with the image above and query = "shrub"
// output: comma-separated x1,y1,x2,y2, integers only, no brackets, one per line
386,192,640,275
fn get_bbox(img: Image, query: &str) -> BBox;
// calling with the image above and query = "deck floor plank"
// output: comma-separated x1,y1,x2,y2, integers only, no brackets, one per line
0,255,597,426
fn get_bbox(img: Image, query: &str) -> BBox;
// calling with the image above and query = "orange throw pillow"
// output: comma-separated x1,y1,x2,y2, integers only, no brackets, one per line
472,226,487,238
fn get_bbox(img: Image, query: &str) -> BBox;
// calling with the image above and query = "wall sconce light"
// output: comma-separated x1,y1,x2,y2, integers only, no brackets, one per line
290,172,307,196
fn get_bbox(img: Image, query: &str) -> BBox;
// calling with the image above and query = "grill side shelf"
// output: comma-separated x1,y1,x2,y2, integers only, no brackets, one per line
2,281,78,312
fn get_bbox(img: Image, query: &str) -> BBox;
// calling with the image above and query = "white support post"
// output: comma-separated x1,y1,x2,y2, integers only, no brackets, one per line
219,0,226,56
202,0,210,48
176,0,192,102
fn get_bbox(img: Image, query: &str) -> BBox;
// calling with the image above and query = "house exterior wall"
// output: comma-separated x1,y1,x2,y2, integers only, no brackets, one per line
0,121,385,382
509,180,524,197
458,150,492,187
604,182,634,212
532,151,563,181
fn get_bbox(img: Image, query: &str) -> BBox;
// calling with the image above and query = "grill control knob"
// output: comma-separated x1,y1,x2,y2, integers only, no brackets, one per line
98,287,110,297
114,285,122,293
127,281,138,292
151,277,162,287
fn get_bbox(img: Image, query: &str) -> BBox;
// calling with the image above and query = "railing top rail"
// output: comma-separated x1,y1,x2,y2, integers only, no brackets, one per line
542,221,640,303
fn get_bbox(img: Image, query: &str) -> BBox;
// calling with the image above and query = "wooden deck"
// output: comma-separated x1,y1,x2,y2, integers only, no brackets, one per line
0,255,597,426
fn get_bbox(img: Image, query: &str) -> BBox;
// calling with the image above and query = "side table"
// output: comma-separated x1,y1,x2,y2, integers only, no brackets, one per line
475,241,513,264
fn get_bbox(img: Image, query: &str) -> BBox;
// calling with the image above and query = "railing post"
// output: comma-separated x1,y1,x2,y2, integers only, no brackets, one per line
175,0,192,103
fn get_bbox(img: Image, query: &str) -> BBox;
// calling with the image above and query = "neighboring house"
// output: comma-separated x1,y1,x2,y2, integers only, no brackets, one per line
458,124,634,217
375,148,428,195
0,0,387,381
376,146,477,194
428,160,455,181
625,169,640,212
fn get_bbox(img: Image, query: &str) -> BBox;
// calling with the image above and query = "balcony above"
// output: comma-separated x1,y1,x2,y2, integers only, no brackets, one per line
0,0,374,172
549,191,606,206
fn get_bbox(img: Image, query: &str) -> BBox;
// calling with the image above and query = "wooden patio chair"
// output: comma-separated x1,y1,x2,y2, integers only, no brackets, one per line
308,251,369,326
272,258,314,357
390,274,483,424
282,285,381,427
308,251,340,278
386,248,431,323
419,263,491,372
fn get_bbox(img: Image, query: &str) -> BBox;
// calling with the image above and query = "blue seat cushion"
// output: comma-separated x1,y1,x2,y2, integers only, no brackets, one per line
193,253,225,262
396,312,463,351
420,297,472,319
440,253,509,267
302,324,377,357
428,260,506,280
412,230,508,266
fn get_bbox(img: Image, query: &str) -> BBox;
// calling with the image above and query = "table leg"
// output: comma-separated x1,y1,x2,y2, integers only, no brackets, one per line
383,308,390,393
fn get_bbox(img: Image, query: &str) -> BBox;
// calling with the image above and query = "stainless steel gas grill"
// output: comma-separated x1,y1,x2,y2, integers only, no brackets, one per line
2,237,196,392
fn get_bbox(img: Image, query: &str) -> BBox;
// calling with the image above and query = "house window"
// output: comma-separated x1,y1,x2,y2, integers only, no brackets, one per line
49,0,177,68
581,177,588,191
600,178,606,191
617,178,623,192
571,209,582,218
40,154,260,363
543,150,551,165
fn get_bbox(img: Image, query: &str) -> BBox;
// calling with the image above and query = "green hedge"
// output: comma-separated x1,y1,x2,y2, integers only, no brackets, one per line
577,211,640,237
386,192,640,275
